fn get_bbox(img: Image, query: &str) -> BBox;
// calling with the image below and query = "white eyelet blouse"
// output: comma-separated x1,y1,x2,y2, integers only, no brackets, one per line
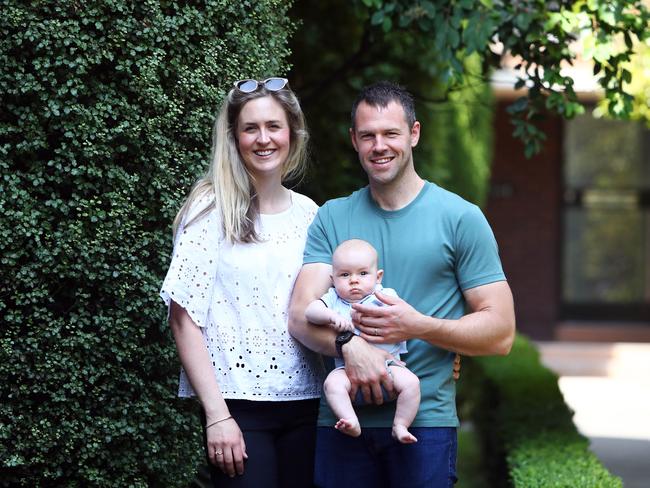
160,191,324,400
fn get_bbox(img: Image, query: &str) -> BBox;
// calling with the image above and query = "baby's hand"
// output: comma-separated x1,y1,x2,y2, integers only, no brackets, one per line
331,314,354,332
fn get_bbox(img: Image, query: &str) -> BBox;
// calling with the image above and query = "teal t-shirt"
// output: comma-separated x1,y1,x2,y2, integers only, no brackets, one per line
303,182,506,427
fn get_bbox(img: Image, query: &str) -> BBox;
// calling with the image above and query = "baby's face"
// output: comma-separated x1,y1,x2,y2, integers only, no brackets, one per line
331,248,381,302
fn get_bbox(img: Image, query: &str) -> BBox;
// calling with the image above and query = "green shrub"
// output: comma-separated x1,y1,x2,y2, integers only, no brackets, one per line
0,1,293,485
459,336,622,487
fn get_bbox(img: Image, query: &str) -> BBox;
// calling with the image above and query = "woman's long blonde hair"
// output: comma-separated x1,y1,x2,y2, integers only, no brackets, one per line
172,82,309,243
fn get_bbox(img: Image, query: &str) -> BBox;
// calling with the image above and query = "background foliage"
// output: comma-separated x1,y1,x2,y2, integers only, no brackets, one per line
290,0,494,206
290,0,649,206
459,337,622,487
294,0,649,159
0,1,292,485
603,35,650,125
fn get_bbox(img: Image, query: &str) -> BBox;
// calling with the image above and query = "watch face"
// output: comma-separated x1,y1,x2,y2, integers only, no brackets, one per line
336,331,353,343
335,331,354,357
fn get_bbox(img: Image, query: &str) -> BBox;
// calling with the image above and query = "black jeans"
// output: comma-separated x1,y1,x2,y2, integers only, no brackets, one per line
201,399,319,488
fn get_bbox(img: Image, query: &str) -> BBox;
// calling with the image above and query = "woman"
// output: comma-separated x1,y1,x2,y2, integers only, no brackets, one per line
160,78,324,487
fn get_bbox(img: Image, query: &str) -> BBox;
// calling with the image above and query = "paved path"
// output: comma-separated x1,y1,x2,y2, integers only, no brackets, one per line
537,342,650,488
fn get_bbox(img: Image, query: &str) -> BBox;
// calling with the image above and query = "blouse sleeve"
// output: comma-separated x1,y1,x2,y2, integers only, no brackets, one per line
159,198,221,328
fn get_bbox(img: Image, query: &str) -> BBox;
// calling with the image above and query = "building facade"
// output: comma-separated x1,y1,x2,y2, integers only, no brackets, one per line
485,99,650,341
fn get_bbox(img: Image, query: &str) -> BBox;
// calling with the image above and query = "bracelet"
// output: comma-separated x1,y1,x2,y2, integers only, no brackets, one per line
205,415,233,429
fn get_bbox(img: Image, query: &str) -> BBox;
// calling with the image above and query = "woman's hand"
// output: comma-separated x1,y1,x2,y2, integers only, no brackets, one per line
206,417,248,477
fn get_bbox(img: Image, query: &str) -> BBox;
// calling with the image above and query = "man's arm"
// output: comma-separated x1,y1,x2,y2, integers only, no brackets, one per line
352,280,515,356
288,262,396,403
288,263,338,355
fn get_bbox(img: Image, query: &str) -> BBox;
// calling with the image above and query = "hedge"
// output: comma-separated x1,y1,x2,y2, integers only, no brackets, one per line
459,335,622,487
0,1,293,485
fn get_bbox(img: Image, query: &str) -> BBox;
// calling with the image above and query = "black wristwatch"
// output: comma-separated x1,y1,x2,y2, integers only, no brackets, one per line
335,331,355,358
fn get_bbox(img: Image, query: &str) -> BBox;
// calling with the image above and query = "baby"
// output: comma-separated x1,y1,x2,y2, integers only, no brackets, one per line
305,239,421,443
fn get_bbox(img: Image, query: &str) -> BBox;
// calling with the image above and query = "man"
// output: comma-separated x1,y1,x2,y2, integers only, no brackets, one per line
288,81,515,487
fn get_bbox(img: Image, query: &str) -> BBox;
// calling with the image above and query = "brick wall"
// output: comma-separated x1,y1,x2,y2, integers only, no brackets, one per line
484,101,563,339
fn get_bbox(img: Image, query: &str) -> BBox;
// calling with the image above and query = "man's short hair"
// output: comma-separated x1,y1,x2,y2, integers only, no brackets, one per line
350,81,416,130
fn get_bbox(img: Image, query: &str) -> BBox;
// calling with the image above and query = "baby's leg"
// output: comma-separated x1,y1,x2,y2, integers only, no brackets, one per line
389,366,421,444
323,368,361,437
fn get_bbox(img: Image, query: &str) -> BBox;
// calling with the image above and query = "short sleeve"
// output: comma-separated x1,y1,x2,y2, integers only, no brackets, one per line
160,197,221,328
455,205,506,291
303,206,334,265
320,287,339,308
380,287,398,299
362,287,398,308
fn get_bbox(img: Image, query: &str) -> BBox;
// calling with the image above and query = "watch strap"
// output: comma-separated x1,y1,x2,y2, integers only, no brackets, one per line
335,331,354,358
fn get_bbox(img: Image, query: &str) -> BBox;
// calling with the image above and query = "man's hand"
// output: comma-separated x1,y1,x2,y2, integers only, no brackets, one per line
352,289,423,344
342,336,396,405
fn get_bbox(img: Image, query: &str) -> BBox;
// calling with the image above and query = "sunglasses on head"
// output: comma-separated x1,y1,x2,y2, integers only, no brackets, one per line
233,77,289,93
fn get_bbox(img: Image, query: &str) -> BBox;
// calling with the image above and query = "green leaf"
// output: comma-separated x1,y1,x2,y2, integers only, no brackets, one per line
507,96,529,114
593,42,613,63
371,10,384,25
398,15,411,27
382,16,393,32
421,1,436,17
624,31,633,50
593,61,601,75
622,68,632,84
514,12,532,31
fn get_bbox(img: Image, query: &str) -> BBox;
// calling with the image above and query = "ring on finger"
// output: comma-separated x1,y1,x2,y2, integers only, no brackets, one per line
374,328,379,336
215,450,223,456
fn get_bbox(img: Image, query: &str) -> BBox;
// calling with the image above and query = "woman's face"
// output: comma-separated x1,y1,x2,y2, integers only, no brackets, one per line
236,95,291,180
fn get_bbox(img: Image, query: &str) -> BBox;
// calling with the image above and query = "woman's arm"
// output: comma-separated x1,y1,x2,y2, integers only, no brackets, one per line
169,301,247,477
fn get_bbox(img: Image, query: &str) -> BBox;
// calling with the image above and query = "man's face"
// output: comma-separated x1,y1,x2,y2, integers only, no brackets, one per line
350,101,420,187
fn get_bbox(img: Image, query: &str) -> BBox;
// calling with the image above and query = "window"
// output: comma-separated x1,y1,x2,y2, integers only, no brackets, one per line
562,109,650,320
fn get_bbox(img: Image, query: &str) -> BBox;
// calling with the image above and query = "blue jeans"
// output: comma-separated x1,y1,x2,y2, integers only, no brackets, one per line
314,426,457,488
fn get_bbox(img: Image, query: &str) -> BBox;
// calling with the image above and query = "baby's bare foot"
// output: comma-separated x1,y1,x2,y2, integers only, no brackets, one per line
392,424,417,444
335,418,361,437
